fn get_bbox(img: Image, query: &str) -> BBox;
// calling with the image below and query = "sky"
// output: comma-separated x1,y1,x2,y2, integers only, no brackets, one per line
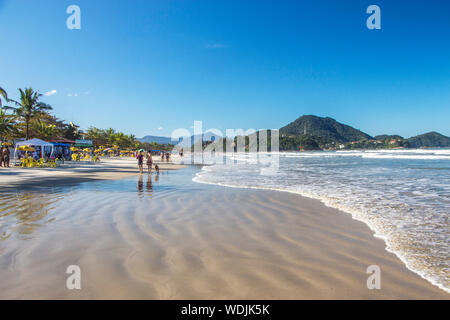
1,0,449,138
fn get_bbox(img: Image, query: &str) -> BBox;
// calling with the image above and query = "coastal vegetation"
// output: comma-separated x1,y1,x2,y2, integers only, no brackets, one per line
0,86,173,151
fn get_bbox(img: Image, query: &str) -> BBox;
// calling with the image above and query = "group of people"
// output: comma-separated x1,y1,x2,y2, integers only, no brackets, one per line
136,150,163,174
0,146,10,167
161,152,171,162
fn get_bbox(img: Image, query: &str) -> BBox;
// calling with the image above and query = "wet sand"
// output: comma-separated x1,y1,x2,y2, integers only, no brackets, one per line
0,168,448,299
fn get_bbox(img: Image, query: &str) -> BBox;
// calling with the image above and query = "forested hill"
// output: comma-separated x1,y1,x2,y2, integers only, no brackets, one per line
280,115,372,143
407,132,450,148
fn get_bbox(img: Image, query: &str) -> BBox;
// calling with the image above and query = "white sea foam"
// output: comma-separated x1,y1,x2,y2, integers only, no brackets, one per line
192,149,450,293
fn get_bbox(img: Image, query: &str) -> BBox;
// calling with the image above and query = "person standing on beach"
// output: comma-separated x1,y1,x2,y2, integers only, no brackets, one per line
137,151,144,173
146,150,153,174
160,152,164,161
3,147,10,167
0,147,4,167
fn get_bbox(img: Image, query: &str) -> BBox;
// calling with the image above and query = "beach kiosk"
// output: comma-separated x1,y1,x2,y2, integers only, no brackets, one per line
49,138,75,160
13,138,55,163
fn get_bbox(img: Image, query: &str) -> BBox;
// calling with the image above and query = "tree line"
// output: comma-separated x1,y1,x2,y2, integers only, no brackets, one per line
0,86,171,151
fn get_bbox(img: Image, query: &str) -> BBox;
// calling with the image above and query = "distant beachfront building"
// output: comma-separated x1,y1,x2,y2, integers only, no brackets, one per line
390,139,398,144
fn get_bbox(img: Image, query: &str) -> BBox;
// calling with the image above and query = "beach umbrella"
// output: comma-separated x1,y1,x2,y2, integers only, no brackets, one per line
108,149,115,153
83,148,92,152
94,149,102,153
70,147,79,152
19,145,35,152
1,142,12,146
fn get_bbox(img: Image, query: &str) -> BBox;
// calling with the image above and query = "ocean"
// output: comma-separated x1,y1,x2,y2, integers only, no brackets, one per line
193,149,450,293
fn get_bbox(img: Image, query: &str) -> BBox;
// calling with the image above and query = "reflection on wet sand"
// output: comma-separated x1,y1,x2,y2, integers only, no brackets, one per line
146,175,153,192
137,175,143,192
0,191,61,241
1,173,164,242
137,173,159,194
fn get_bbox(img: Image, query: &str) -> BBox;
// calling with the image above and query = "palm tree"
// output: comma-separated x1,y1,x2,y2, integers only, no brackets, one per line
10,88,52,140
105,128,116,146
64,122,82,140
114,132,126,148
0,109,17,141
0,86,9,111
35,120,57,139
86,127,107,146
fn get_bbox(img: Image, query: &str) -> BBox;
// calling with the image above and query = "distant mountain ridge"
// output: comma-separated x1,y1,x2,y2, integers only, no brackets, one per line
140,116,450,150
139,131,222,147
138,135,181,145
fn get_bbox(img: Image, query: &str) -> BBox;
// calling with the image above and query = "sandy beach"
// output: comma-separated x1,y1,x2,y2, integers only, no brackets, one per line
0,158,185,189
0,165,447,299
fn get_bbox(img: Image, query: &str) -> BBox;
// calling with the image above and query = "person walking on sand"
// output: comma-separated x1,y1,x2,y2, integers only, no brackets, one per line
160,152,164,161
137,151,144,174
146,150,153,174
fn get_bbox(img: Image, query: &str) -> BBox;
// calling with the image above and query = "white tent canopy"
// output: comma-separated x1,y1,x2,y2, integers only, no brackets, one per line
14,138,54,160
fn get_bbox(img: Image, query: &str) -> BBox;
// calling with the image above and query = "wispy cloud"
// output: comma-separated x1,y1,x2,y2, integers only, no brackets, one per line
45,89,57,96
157,127,164,131
204,43,229,49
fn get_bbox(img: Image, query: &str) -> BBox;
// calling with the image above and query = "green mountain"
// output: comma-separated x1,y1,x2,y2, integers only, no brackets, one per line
407,132,450,148
213,115,450,151
280,115,372,143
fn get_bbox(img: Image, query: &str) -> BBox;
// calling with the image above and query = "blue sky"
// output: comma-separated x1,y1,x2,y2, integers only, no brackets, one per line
1,0,449,138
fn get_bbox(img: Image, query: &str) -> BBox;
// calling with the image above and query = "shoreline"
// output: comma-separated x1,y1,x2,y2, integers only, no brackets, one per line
0,165,448,299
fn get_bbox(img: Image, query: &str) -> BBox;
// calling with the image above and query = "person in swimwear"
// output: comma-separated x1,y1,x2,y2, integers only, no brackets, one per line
137,151,144,173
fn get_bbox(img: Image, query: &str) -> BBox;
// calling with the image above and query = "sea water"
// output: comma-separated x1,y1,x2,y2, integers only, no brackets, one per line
193,149,450,293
